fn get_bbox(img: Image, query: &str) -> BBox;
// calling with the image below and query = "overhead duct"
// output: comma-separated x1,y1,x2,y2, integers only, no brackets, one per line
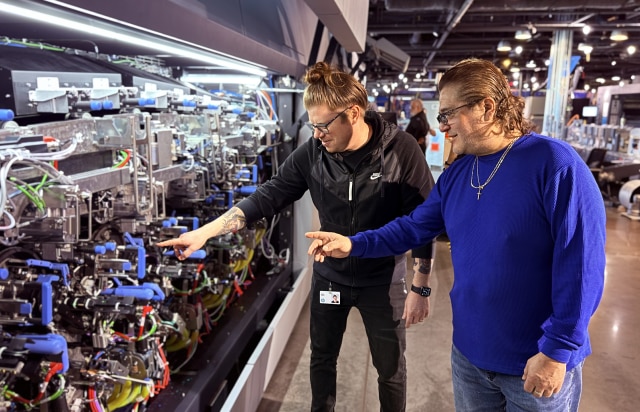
384,0,458,11
366,37,411,73
385,0,629,11
304,0,369,52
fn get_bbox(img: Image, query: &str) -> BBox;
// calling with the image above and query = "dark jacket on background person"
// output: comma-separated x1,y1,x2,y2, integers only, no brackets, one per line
237,111,434,287
405,111,430,153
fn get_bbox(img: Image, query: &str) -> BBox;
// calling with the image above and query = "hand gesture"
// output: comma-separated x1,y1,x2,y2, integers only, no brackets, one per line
157,229,208,260
305,231,352,262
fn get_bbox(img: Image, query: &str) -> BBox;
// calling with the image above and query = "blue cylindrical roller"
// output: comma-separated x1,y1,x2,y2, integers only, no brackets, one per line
0,109,15,122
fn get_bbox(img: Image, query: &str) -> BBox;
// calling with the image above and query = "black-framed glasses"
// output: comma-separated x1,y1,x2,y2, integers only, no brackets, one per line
306,106,352,134
436,99,482,125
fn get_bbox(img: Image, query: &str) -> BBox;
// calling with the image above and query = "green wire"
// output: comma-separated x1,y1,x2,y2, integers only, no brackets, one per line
112,150,129,169
34,172,48,191
1,38,64,51
9,177,45,211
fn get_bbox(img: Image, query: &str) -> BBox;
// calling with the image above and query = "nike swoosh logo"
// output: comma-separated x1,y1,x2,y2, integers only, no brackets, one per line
370,173,382,180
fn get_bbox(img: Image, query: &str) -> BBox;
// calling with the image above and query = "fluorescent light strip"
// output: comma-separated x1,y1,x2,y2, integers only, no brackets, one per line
0,2,267,77
181,74,263,88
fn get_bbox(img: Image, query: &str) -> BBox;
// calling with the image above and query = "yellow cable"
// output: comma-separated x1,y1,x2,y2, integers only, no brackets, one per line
123,383,143,406
107,380,132,410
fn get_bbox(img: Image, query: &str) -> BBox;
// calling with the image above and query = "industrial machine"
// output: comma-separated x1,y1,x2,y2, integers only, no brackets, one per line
0,46,296,411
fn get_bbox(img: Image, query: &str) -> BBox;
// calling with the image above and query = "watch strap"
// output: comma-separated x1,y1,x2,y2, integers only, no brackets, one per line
410,285,431,297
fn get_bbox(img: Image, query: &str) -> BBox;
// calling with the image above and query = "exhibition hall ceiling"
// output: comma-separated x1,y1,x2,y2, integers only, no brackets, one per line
1,0,640,93
365,0,640,92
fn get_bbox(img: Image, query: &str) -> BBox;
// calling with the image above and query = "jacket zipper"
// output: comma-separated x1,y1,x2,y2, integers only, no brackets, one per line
349,173,356,286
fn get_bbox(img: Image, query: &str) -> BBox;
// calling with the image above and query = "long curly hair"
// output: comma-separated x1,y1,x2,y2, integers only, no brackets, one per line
438,58,535,137
303,62,368,112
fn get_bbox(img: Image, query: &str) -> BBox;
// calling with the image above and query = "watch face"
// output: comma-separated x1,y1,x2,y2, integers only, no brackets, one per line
411,285,431,297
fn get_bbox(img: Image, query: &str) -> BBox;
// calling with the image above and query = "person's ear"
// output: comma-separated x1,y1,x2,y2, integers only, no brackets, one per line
482,97,496,121
349,105,360,123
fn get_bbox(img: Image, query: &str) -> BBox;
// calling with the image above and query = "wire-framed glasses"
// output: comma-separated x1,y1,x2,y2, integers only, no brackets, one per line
306,106,352,134
436,99,482,125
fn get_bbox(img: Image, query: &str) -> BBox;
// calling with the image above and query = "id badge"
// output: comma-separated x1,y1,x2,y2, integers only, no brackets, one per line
320,290,340,305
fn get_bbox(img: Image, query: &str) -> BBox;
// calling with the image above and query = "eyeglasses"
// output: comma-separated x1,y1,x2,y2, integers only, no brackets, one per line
307,106,352,134
436,99,482,125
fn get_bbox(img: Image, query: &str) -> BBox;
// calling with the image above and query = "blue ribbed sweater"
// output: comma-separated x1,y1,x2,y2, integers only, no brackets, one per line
350,133,606,375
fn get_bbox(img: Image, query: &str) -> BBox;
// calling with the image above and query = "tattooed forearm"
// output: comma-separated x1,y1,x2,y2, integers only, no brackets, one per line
414,258,432,274
219,207,247,235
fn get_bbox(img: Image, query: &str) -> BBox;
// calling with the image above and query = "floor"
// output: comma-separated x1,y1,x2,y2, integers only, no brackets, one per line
257,207,640,412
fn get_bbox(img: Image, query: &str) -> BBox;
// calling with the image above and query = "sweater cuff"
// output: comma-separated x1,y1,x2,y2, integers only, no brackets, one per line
349,234,366,257
235,198,261,225
411,242,433,259
539,336,572,364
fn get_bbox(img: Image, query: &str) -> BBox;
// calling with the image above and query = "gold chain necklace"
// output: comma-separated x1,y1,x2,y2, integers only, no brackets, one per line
470,137,519,200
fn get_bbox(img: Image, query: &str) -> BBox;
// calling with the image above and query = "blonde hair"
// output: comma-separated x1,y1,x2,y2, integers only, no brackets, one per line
303,62,368,112
438,58,534,136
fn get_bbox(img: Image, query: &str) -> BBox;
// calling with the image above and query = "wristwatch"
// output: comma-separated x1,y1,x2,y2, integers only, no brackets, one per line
410,285,431,297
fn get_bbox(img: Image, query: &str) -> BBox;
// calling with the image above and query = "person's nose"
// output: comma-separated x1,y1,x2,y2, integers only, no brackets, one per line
312,128,326,139
439,122,450,133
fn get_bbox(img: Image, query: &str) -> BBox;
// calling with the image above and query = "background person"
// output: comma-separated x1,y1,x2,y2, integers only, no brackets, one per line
306,58,606,412
158,61,435,412
405,98,436,154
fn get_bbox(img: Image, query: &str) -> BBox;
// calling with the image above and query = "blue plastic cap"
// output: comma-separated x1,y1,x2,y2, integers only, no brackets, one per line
146,98,156,105
0,268,8,280
90,101,102,111
105,241,117,251
232,107,242,114
189,250,207,259
102,100,114,110
138,98,147,106
246,112,255,119
208,104,219,110
0,109,15,122
235,185,257,196
94,245,107,255
19,302,32,315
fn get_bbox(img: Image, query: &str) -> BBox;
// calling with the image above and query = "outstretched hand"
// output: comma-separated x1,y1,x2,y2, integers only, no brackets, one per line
305,231,353,262
156,229,207,260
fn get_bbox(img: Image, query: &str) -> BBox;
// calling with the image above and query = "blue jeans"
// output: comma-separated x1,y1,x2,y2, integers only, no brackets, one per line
309,274,407,412
451,345,583,412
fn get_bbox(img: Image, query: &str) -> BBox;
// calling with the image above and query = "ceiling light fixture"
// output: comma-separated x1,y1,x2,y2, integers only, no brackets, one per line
497,40,512,52
180,74,264,88
627,45,636,55
578,43,593,55
582,25,592,35
515,30,532,40
610,30,629,42
0,1,268,77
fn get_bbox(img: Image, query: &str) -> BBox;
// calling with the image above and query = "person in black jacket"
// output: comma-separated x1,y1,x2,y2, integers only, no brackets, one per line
157,62,435,412
405,98,436,154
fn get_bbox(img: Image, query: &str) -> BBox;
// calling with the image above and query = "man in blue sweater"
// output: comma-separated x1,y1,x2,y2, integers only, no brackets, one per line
306,58,606,411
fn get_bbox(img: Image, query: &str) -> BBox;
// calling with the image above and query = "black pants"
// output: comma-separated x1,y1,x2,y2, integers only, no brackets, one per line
309,274,407,412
